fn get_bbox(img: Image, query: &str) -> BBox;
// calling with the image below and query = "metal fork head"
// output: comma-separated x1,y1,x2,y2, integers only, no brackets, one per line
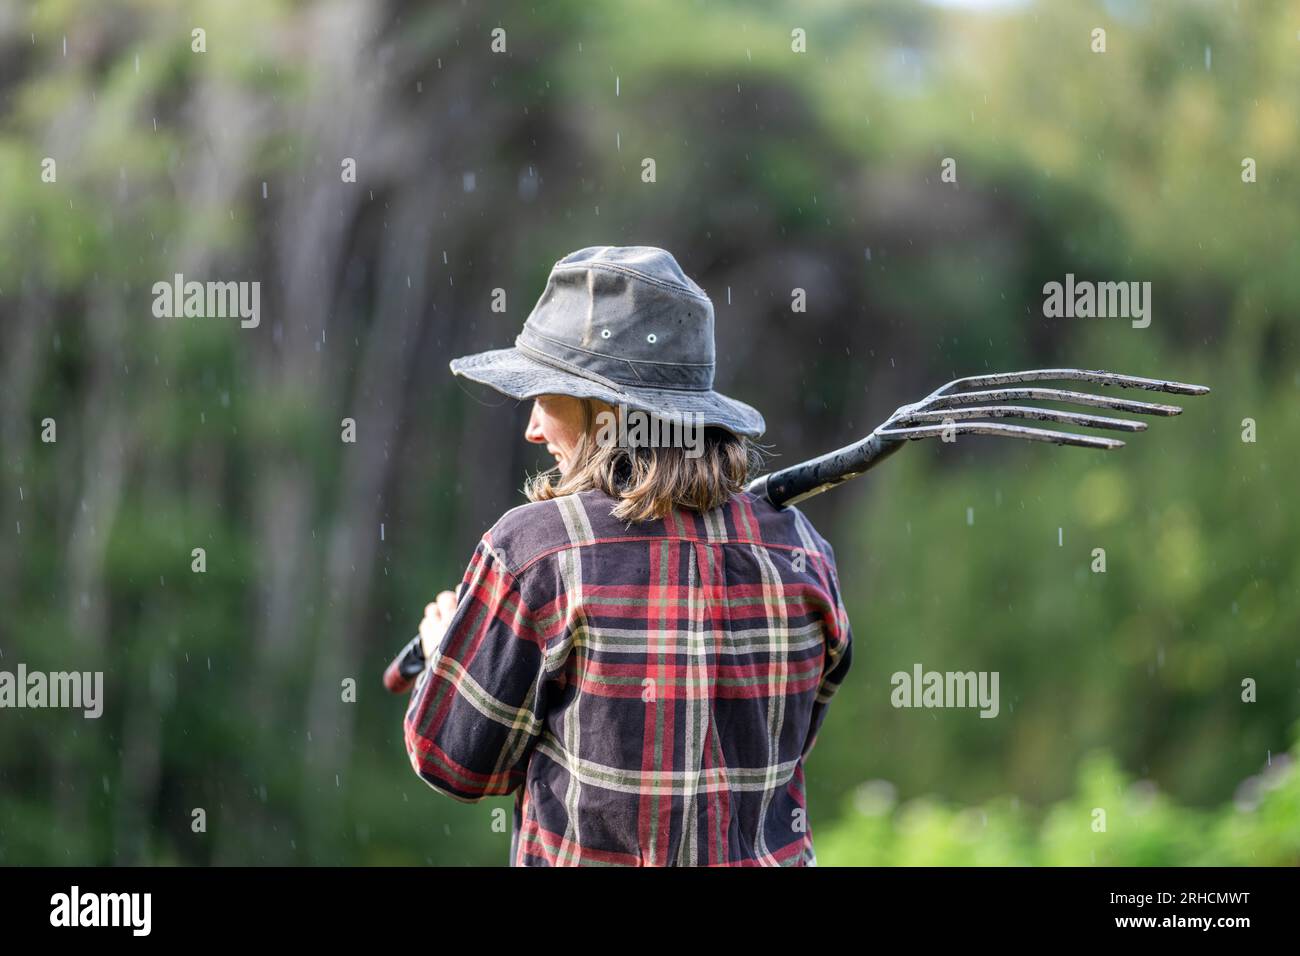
879,368,1210,450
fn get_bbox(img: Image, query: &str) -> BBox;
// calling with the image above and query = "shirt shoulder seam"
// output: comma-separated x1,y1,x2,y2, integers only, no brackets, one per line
511,533,832,577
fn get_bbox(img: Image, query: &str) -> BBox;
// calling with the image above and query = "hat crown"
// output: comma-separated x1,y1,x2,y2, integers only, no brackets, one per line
518,245,716,390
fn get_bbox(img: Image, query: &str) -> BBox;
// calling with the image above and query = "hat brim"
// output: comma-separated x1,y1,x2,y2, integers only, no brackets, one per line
450,347,766,438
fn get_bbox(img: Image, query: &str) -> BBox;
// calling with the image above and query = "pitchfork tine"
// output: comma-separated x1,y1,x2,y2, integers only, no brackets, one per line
878,422,1126,449
922,387,1185,416
896,405,1148,432
936,368,1211,396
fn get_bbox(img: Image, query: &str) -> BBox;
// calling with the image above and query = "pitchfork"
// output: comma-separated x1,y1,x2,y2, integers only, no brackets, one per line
385,367,1209,691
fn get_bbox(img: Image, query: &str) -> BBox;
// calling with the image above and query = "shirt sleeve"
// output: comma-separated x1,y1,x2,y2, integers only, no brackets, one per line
802,539,853,760
403,537,553,802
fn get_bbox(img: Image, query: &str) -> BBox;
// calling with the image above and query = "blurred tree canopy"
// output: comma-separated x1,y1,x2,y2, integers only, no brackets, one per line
0,0,1296,864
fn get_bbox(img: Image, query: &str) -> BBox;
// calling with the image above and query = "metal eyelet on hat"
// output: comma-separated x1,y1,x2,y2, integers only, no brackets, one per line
600,328,611,339
646,333,657,344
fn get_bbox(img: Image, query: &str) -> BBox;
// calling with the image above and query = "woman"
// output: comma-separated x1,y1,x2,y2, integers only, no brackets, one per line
403,245,853,866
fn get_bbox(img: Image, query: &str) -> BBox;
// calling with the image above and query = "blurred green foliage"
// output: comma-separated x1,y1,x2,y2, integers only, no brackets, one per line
818,724,1300,866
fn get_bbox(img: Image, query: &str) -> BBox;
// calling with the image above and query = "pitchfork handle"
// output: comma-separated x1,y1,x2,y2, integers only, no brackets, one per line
747,431,905,508
382,635,426,694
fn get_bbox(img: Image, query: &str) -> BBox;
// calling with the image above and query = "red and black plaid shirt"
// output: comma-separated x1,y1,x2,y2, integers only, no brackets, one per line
403,488,853,866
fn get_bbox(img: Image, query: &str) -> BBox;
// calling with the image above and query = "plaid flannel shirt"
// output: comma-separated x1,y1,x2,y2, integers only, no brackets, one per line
403,488,853,866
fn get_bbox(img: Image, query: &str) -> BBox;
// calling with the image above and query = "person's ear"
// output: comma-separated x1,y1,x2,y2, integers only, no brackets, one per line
593,399,617,426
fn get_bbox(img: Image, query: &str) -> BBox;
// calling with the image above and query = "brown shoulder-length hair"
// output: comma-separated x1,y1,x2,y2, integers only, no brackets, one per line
524,399,768,522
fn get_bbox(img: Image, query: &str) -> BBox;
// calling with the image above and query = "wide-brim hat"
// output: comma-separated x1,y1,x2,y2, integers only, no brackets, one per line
449,245,766,438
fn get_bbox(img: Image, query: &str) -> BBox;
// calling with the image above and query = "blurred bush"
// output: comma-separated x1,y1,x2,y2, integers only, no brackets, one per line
817,724,1300,866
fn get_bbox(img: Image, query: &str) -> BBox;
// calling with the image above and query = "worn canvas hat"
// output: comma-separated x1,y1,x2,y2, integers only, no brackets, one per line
449,245,766,438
